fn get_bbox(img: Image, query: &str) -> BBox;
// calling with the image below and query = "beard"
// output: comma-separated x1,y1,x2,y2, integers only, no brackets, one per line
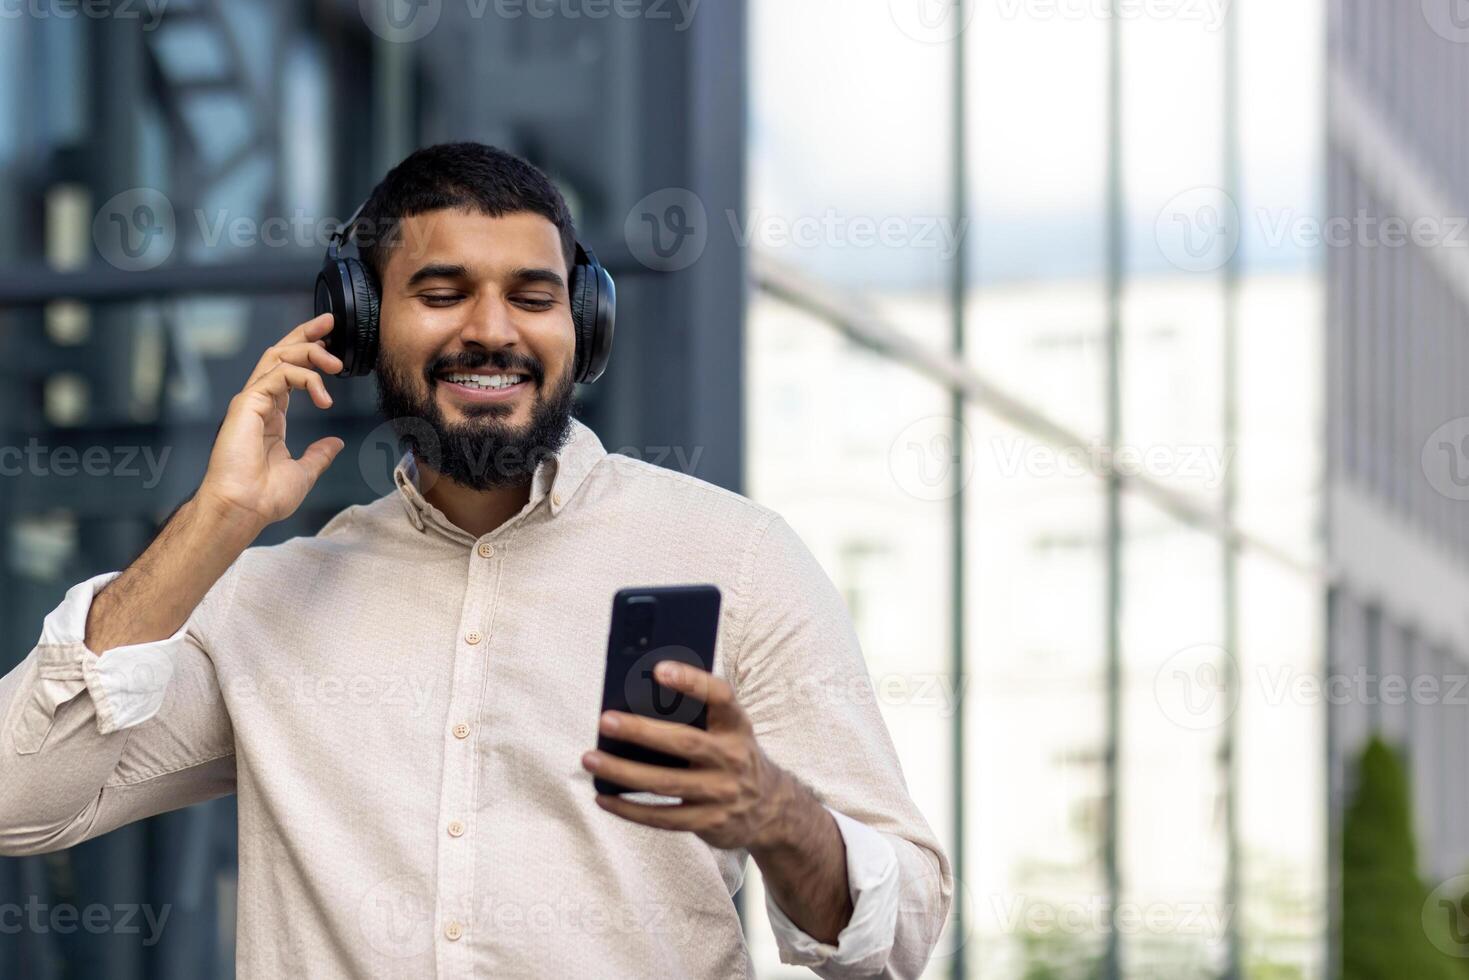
375,345,576,492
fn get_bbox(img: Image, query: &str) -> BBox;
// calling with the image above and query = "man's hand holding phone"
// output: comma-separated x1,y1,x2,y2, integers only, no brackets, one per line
581,660,857,945
581,660,799,853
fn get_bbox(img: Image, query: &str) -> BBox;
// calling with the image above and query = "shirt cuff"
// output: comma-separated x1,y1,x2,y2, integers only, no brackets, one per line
764,806,901,976
32,572,182,738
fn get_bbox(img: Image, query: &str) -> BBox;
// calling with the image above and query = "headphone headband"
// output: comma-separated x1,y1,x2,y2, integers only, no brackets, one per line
327,199,369,260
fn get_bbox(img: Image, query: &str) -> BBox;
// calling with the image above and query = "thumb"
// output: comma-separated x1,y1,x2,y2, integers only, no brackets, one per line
298,436,345,486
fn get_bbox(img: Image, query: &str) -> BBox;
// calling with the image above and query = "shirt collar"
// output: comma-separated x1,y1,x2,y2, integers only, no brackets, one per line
391,417,605,535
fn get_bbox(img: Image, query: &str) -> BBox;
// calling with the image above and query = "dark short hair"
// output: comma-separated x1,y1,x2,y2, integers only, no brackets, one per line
354,142,577,280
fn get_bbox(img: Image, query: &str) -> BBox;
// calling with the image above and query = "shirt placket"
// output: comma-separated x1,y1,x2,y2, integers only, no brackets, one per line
433,533,502,974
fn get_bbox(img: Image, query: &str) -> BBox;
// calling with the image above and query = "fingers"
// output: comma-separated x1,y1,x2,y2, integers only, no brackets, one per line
593,794,725,832
248,329,344,386
297,436,346,484
652,662,734,708
652,662,746,731
259,312,334,371
583,751,732,803
597,711,726,767
245,361,334,410
282,312,334,348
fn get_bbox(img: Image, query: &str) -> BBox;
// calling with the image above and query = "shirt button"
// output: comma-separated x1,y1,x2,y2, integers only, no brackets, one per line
447,820,465,838
444,920,463,941
552,492,562,507
452,723,470,739
477,542,495,558
465,630,483,645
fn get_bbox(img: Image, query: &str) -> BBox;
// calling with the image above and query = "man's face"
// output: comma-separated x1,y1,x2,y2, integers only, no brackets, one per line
373,208,577,489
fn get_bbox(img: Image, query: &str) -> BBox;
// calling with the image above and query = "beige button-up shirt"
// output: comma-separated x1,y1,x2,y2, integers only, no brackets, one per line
0,418,951,978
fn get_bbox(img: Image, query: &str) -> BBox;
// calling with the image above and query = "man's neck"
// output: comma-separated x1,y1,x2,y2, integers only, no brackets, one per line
420,469,534,539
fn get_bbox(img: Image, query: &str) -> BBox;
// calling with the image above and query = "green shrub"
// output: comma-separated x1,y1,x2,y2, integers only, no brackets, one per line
1342,736,1469,979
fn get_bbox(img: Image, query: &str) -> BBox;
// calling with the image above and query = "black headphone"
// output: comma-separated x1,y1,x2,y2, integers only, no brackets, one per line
313,198,616,383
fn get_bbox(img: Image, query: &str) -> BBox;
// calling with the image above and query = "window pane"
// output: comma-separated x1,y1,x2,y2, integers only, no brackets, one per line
743,292,956,977
965,5,1109,441
965,409,1109,978
1119,492,1229,978
749,0,952,348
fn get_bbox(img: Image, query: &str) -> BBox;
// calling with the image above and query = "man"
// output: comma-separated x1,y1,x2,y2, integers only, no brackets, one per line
0,143,950,978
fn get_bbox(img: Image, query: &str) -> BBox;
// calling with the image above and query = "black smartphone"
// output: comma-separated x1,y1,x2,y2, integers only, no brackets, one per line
594,584,722,796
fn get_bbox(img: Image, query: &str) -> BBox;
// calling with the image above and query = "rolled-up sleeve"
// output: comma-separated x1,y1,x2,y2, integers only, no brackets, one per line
0,566,240,856
12,573,184,753
765,805,903,976
732,514,953,979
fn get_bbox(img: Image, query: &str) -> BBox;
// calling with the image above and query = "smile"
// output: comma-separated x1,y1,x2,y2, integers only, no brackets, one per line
441,372,529,390
437,371,533,403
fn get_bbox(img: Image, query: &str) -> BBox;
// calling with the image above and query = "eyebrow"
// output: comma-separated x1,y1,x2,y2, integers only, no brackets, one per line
508,267,566,291
405,263,470,288
402,263,567,291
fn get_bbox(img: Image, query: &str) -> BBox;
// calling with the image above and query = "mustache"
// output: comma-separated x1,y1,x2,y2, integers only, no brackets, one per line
425,349,545,387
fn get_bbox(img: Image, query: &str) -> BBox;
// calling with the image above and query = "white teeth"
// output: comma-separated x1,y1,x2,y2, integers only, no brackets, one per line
444,373,526,389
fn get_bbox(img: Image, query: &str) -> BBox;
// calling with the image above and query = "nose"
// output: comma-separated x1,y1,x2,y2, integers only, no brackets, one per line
456,295,520,352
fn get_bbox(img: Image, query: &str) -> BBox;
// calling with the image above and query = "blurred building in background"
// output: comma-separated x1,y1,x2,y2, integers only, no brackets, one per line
0,1,744,976
1327,0,1469,974
0,1,1465,978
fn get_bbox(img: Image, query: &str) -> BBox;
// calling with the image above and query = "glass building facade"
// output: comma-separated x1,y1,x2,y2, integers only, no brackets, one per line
741,1,1327,977
4,1,1466,977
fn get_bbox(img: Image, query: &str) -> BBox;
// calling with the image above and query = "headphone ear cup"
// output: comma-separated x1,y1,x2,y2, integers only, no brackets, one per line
581,262,614,384
569,263,595,383
314,257,380,377
569,247,615,384
315,260,352,376
343,257,380,376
